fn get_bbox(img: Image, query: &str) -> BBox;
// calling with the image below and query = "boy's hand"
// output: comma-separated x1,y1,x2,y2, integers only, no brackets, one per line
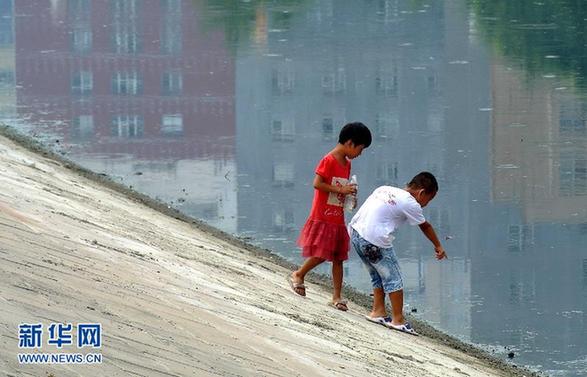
434,246,447,260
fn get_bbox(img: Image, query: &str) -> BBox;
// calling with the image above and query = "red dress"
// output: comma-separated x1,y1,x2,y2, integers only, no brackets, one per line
297,154,351,261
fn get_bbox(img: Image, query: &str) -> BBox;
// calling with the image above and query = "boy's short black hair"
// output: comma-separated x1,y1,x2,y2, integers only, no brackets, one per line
338,122,372,148
408,172,438,194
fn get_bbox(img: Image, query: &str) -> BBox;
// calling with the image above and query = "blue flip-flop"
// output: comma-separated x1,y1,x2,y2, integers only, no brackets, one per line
365,315,393,328
388,321,419,336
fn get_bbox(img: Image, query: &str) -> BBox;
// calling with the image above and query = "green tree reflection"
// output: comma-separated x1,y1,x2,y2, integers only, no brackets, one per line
470,0,587,92
197,0,309,54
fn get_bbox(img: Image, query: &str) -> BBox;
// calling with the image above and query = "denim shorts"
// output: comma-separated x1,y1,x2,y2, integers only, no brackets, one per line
351,229,403,293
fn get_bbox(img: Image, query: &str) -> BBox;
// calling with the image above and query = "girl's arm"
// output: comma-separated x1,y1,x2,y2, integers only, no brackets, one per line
313,174,356,195
418,221,447,260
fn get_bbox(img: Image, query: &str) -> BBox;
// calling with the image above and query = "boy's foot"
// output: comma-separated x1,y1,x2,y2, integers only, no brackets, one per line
287,273,306,297
330,299,348,311
388,321,419,336
365,315,393,328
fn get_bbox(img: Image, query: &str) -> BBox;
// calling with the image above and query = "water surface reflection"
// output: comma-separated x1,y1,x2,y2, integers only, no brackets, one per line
1,1,586,376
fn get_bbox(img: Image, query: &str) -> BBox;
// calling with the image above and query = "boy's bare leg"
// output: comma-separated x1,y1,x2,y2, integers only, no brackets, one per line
388,289,405,325
331,260,343,302
292,256,324,285
369,287,387,318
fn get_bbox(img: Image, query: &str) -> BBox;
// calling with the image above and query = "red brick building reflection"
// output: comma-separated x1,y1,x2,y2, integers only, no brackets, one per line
15,0,234,160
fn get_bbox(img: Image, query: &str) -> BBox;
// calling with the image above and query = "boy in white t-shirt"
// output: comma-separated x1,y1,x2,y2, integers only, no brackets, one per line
349,172,447,335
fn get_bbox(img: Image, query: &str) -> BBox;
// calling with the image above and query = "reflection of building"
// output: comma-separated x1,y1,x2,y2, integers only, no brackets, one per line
491,59,587,224
236,0,433,257
0,0,15,117
235,0,490,338
14,0,237,231
470,56,587,368
15,0,234,149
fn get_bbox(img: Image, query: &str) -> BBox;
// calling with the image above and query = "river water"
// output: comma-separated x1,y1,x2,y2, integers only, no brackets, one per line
1,1,586,375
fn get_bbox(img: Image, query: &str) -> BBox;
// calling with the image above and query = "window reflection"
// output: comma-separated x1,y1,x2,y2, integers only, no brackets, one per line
72,71,93,96
69,0,92,54
272,67,295,95
321,67,346,95
273,208,295,232
375,65,398,97
112,71,142,95
376,161,398,185
374,113,398,140
112,0,139,54
161,114,183,136
161,0,182,54
560,152,587,197
162,71,183,96
507,224,534,252
111,115,143,138
271,118,295,142
72,28,92,54
272,161,295,187
322,117,334,140
376,0,398,24
72,115,94,141
560,101,586,134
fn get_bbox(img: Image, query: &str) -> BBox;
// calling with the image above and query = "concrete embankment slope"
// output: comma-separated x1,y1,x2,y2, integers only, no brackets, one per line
0,132,525,377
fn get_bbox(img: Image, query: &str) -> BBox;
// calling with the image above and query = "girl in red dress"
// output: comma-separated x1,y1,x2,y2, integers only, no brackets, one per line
288,122,372,311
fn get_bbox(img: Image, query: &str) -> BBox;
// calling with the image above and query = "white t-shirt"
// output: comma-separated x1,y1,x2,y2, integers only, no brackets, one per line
349,186,426,248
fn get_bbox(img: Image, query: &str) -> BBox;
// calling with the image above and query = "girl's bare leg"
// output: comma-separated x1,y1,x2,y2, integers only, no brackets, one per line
331,260,343,302
292,257,324,285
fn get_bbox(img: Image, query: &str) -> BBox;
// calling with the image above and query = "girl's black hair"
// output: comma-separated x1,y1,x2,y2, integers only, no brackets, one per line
408,172,438,194
338,122,372,148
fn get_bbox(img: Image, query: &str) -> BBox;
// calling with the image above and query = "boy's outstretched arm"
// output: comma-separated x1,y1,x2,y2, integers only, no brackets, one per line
418,221,447,260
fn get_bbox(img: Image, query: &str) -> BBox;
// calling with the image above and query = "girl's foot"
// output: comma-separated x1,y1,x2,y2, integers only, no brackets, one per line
330,299,348,311
287,272,306,296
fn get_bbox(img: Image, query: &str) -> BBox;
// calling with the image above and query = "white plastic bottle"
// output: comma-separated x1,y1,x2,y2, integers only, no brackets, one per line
344,175,358,212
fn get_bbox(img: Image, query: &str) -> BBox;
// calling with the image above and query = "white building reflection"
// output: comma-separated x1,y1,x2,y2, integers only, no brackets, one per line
234,0,489,339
